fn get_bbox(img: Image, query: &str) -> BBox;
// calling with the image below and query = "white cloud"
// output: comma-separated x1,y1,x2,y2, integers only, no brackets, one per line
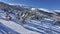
54,10,60,13
38,8,55,13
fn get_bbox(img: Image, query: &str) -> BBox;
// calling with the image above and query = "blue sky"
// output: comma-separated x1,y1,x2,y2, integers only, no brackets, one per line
0,0,60,10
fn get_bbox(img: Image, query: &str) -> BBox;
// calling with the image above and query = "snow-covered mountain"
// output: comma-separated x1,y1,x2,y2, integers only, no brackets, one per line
0,2,60,34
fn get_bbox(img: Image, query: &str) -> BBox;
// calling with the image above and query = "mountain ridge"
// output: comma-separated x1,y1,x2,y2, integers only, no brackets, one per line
0,2,60,24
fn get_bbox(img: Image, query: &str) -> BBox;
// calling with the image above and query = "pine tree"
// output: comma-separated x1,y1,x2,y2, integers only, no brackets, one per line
16,12,20,20
5,13,12,20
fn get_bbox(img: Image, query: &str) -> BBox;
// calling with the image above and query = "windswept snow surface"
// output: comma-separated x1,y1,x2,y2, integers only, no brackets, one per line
0,2,60,34
0,16,60,34
0,9,60,34
0,19,40,34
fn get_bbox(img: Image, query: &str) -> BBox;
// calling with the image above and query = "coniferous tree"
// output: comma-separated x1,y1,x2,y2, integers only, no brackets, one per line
16,12,20,20
5,13,12,20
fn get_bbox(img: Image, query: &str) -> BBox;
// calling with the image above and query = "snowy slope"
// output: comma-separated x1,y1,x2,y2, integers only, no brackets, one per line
0,19,40,34
0,15,60,34
0,2,60,34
